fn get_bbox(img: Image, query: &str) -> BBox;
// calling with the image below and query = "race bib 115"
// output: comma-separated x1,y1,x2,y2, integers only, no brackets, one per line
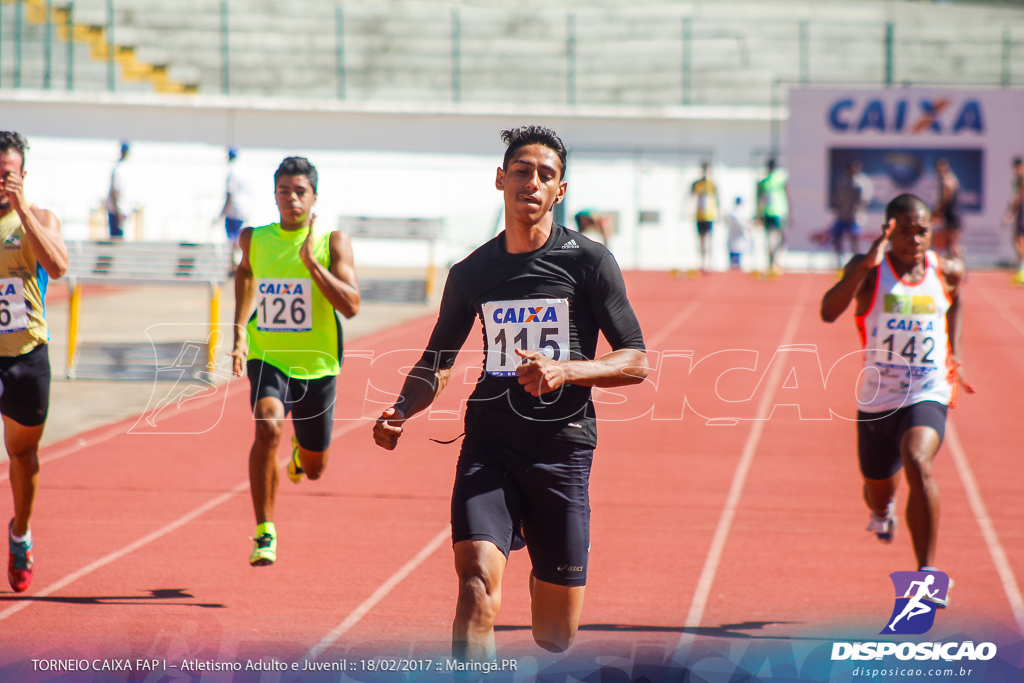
481,298,569,377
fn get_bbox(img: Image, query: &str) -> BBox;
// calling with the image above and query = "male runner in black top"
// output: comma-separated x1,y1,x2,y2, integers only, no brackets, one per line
373,126,648,660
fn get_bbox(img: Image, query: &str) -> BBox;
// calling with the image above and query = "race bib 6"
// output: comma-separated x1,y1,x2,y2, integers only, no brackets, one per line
0,278,28,334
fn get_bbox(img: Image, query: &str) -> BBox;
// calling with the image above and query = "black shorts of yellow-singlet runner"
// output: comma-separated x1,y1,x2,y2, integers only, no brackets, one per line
857,400,947,480
0,344,50,427
247,359,337,452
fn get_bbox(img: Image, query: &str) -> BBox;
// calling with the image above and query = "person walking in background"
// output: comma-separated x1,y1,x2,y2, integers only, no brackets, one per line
723,197,751,271
0,131,69,592
1005,157,1024,284
933,159,962,260
573,209,612,245
756,157,790,277
689,161,718,273
831,160,873,268
215,147,250,275
106,142,130,240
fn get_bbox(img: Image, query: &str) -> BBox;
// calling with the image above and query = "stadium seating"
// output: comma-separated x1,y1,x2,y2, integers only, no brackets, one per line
1,0,1022,105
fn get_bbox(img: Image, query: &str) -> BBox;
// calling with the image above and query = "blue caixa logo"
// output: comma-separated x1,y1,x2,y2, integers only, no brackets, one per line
882,570,951,635
829,97,984,135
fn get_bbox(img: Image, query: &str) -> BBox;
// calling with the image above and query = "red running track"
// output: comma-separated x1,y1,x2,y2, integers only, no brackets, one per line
0,270,1022,678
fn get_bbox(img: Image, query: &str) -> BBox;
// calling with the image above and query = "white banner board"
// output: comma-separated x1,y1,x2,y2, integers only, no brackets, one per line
787,88,1024,267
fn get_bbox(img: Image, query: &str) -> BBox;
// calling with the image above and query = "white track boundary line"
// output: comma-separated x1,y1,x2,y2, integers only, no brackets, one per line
677,283,808,647
945,420,1024,634
646,276,725,350
0,419,366,624
304,525,451,662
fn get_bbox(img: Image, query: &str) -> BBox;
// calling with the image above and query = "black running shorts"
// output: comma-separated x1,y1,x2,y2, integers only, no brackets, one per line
857,400,948,480
246,359,337,452
451,431,593,588
0,344,50,428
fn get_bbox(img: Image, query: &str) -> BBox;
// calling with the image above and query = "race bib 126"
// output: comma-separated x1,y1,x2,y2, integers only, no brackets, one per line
0,278,28,334
481,298,569,377
256,279,313,332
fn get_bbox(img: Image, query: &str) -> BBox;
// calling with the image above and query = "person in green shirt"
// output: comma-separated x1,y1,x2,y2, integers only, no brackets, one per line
756,157,790,276
230,157,360,567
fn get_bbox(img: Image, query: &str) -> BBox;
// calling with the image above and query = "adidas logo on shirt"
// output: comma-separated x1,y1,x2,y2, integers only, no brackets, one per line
561,239,580,250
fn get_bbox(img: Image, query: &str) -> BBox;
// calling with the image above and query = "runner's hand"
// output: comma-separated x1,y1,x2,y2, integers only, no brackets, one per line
374,407,406,450
1,171,27,213
864,219,896,269
953,362,976,395
514,348,565,397
229,341,247,377
299,213,318,270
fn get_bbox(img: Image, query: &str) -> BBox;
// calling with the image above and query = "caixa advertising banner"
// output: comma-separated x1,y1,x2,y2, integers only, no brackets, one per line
787,88,1024,267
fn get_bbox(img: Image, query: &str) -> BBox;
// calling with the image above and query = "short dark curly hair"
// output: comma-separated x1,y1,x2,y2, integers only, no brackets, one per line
0,131,29,170
885,193,930,222
274,156,318,194
500,126,567,180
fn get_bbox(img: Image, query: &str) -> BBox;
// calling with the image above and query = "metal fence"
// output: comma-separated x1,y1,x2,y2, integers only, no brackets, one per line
0,0,1022,105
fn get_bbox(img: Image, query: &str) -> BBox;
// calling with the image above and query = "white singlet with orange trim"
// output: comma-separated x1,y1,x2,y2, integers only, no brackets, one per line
855,250,956,413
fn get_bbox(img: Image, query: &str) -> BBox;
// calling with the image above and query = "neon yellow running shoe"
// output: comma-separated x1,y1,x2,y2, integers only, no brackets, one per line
249,522,277,567
287,435,305,484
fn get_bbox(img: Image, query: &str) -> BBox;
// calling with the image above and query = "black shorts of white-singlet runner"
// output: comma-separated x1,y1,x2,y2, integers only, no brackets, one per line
451,431,593,588
247,359,336,452
696,221,713,236
0,344,50,428
857,400,948,480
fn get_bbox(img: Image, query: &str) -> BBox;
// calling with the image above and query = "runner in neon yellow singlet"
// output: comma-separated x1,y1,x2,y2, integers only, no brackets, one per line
230,157,360,567
0,132,68,592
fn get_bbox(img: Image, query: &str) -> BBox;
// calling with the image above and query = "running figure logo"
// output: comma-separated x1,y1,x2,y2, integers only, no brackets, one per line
883,571,951,635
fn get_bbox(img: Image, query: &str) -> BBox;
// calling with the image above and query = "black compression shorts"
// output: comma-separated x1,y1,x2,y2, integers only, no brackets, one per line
0,344,50,427
451,431,593,587
857,400,947,480
247,359,337,452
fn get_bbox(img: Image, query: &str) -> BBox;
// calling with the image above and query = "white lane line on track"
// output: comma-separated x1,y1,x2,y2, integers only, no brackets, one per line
646,276,725,350
946,420,1024,635
677,281,808,647
975,280,1024,339
0,418,366,624
0,313,435,477
0,378,250,483
304,525,452,662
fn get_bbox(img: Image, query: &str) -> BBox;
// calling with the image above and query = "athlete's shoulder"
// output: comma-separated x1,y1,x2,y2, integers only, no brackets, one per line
934,252,965,287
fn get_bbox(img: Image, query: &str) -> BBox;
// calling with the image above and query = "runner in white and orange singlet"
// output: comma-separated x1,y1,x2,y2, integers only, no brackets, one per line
821,193,974,584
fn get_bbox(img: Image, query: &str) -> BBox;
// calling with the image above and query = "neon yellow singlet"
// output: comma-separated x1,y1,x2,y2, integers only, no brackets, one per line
0,208,49,357
245,223,342,379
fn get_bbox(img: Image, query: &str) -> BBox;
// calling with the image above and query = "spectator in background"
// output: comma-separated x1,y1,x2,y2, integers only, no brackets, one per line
1005,157,1024,284
573,208,611,245
689,161,719,273
933,158,962,259
831,160,874,268
106,142,130,240
215,147,249,275
723,197,751,270
756,157,790,276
